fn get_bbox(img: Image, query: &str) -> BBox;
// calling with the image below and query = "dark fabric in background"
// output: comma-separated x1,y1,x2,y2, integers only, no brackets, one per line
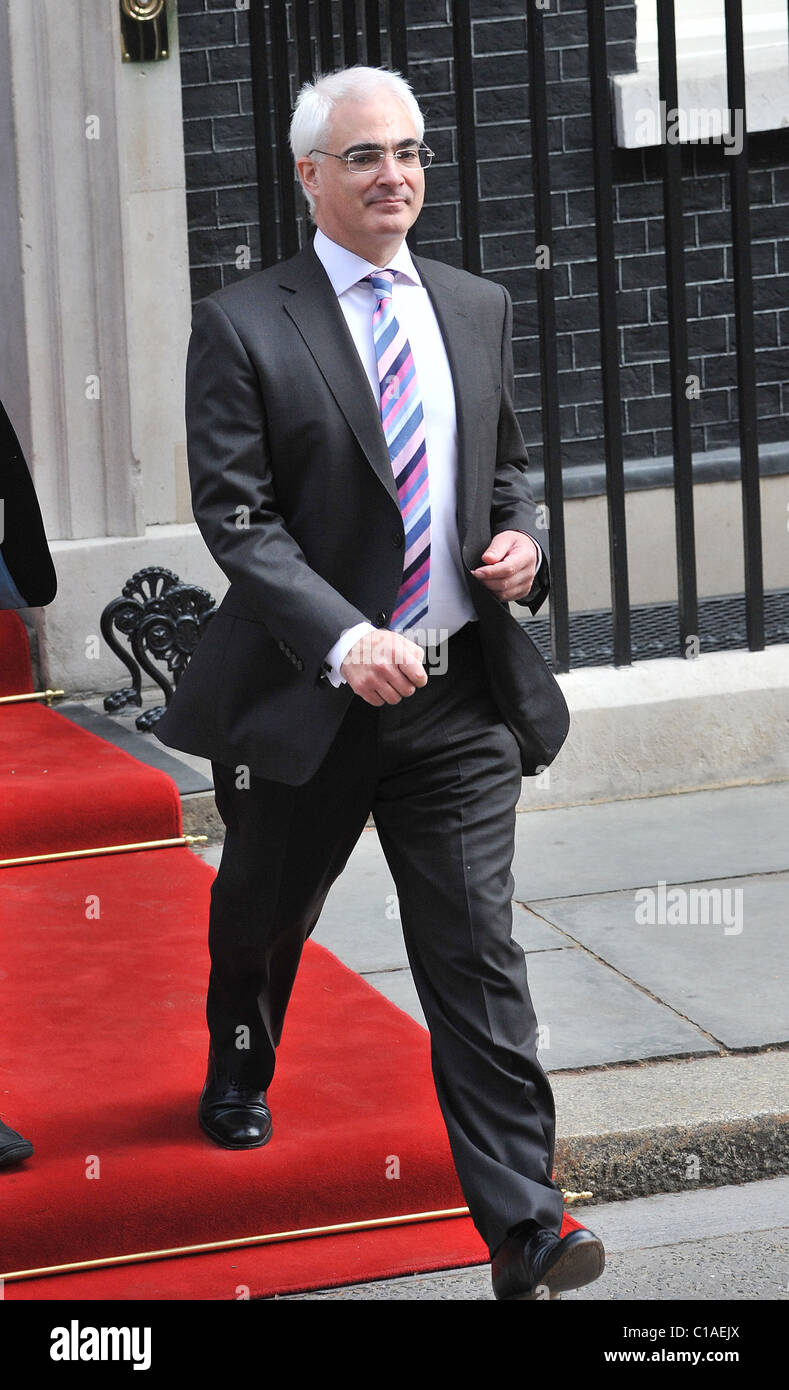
0,398,57,609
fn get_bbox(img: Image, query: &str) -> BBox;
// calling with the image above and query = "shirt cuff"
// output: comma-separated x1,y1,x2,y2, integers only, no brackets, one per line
322,621,377,687
516,531,542,569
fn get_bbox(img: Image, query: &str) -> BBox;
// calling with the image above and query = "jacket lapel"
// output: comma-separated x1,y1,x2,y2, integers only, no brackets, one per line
278,244,399,512
277,240,480,546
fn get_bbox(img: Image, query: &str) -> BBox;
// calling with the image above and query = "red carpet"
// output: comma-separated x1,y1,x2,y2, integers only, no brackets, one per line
1,613,583,1299
0,704,182,859
0,610,33,695
1,848,581,1298
0,608,180,860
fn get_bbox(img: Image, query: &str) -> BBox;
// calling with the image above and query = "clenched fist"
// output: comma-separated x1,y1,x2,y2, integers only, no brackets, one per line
340,629,428,707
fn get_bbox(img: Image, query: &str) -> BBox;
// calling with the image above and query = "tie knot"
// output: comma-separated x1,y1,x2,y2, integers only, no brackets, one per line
366,269,396,300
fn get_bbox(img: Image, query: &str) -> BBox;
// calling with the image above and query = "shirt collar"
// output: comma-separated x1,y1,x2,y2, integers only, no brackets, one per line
312,227,422,297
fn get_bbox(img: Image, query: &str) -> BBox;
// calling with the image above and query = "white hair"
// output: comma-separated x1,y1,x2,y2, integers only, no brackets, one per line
289,65,425,221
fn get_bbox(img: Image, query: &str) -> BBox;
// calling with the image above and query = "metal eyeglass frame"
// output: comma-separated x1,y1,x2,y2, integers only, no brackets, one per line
308,144,435,173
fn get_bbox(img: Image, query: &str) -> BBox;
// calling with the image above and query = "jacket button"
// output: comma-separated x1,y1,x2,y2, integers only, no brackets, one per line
296,659,304,671
392,531,404,548
374,611,388,627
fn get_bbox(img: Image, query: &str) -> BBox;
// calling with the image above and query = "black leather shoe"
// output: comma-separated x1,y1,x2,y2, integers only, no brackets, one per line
0,1116,34,1168
492,1222,605,1300
198,1055,272,1150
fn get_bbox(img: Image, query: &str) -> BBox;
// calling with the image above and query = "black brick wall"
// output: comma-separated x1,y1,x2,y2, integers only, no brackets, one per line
176,0,789,474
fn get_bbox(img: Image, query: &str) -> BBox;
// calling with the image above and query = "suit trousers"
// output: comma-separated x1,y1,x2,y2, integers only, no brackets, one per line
206,619,566,1256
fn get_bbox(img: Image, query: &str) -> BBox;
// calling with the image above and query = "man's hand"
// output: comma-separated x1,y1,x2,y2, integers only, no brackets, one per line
340,629,428,707
470,530,540,603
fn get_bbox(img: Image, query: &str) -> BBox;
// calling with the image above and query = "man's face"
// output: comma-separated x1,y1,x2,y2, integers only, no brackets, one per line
297,92,425,258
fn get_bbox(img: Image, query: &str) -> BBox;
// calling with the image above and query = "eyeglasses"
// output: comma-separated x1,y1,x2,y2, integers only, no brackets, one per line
308,144,435,173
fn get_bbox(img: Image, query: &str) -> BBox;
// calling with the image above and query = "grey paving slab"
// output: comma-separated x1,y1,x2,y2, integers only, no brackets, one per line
312,830,569,972
363,948,715,1072
312,829,404,971
363,967,425,1027
564,1228,788,1301
522,948,716,1070
533,873,789,1050
512,782,789,901
511,903,570,953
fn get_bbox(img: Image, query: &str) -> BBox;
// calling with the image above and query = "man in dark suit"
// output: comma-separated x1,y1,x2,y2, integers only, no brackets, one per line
0,395,57,1168
155,65,604,1300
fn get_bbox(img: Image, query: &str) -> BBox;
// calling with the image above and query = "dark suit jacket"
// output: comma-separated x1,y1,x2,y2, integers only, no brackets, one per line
0,399,57,610
154,239,569,784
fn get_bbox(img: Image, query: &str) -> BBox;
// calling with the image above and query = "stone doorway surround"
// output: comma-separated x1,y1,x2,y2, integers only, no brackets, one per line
0,0,225,694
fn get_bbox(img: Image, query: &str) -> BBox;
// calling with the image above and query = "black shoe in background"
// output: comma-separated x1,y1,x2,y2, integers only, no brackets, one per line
0,1116,34,1168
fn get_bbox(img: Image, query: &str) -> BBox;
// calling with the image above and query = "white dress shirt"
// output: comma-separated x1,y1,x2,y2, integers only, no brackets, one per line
312,228,541,685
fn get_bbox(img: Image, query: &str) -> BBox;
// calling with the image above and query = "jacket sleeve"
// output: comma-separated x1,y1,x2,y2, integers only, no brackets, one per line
491,285,551,617
184,294,370,674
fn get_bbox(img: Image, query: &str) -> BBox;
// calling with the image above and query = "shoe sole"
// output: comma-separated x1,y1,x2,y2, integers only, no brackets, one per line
0,1140,34,1167
502,1234,605,1301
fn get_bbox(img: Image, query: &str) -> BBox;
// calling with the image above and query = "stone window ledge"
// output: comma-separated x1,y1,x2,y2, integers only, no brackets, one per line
612,55,789,148
530,439,789,503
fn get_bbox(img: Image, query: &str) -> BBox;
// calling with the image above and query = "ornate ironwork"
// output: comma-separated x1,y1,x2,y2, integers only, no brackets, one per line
101,567,216,730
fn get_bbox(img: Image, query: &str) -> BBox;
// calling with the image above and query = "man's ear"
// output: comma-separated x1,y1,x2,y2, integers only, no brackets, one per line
296,155,319,202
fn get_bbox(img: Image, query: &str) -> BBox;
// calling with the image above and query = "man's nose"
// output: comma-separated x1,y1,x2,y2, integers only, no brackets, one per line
375,153,407,180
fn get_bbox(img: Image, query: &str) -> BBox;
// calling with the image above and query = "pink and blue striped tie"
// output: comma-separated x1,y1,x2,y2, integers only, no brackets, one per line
366,269,430,632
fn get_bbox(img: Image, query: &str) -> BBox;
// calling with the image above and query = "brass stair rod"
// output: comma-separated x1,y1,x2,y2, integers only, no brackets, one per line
1,1192,593,1282
0,834,208,869
0,689,65,705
